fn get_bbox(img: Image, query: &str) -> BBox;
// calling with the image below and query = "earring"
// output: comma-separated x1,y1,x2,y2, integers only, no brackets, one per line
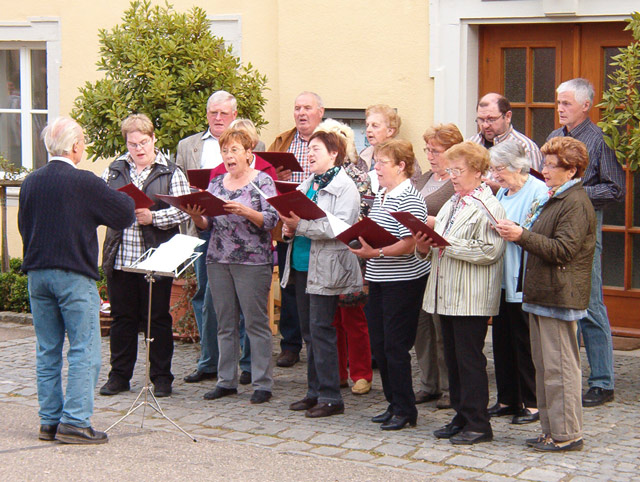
397,169,401,174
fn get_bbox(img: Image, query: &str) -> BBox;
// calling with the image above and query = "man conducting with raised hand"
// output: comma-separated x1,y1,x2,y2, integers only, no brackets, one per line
19,117,135,444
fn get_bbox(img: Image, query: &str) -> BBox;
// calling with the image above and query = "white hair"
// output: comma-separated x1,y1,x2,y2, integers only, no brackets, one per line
41,117,83,156
557,78,594,106
315,118,357,163
296,91,324,109
207,90,237,111
489,140,530,174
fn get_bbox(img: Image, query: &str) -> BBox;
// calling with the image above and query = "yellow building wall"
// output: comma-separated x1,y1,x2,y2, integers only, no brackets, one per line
3,0,433,258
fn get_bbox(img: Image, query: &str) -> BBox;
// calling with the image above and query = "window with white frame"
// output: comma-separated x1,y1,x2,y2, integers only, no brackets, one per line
0,44,48,169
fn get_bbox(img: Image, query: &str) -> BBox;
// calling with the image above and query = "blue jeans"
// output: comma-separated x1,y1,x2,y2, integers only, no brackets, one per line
276,242,302,354
194,231,218,373
578,209,615,390
28,269,101,428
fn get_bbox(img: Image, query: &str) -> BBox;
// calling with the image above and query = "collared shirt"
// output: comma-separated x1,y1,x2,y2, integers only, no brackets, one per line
547,118,626,208
469,125,544,171
287,131,311,183
101,151,191,270
49,156,77,168
200,129,224,169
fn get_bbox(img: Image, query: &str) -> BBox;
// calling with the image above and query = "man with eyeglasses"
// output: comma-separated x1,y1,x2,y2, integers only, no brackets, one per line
547,78,625,408
469,93,543,171
176,91,238,385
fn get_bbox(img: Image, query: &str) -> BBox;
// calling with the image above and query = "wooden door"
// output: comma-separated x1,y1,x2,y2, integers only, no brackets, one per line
480,22,639,336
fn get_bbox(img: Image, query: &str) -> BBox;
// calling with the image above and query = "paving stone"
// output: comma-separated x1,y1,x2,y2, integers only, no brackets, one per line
439,467,483,480
245,435,280,446
477,473,518,482
307,433,348,446
447,454,492,469
403,461,444,475
341,437,383,451
374,442,414,457
340,451,377,462
309,446,345,457
277,428,316,441
484,461,526,476
221,432,253,441
519,467,566,482
274,441,313,452
411,447,451,463
372,456,409,467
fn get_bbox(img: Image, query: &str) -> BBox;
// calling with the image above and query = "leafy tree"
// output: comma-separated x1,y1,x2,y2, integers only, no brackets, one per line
73,0,268,160
598,11,640,171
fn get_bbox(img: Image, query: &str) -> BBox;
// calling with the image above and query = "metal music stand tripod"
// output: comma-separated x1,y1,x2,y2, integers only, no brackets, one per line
105,237,202,442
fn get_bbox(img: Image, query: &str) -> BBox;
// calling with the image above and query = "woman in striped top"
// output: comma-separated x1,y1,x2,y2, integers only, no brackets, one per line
350,139,429,431
416,141,506,445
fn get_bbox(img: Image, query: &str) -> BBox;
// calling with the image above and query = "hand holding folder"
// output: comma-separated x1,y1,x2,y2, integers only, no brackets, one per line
335,217,399,249
155,191,228,217
389,212,449,247
117,183,155,210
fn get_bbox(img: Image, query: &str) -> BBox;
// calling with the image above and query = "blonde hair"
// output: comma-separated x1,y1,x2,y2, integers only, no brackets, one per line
375,139,416,178
445,141,490,175
314,118,358,163
121,114,154,142
365,104,401,136
422,123,463,150
230,118,259,149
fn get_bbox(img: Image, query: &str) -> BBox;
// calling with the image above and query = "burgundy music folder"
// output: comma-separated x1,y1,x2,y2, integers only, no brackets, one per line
186,169,213,190
253,151,303,172
117,183,155,209
155,191,228,217
529,168,545,182
336,217,398,249
266,190,326,220
389,211,450,247
274,181,301,194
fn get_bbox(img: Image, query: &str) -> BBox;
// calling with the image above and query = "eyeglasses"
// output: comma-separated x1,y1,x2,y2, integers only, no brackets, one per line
542,162,563,170
423,147,445,156
475,114,505,126
488,166,507,173
445,167,467,177
221,147,245,155
126,138,152,150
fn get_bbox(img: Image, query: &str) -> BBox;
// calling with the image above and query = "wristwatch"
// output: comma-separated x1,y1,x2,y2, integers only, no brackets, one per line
378,248,385,258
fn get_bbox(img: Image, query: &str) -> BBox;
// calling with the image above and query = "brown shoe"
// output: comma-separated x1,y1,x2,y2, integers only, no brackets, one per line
276,350,300,368
436,392,451,409
305,402,344,418
415,390,441,404
289,397,317,411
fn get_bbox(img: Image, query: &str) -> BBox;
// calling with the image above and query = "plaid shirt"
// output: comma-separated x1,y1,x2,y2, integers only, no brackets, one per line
547,118,626,209
101,151,191,270
287,131,311,183
469,125,544,171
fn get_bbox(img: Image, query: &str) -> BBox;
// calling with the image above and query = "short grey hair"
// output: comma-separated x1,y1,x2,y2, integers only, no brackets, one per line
557,78,594,106
296,91,324,109
489,140,530,174
207,90,237,111
41,117,83,156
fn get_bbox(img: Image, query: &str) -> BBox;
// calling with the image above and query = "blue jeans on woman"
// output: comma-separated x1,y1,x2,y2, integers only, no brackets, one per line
28,269,102,428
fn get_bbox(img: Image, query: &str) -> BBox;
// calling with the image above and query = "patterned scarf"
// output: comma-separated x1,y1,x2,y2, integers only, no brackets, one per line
311,166,341,201
522,178,581,229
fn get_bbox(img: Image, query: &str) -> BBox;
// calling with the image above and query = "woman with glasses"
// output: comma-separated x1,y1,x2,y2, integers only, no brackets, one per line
416,141,505,445
487,141,547,425
495,137,595,452
100,113,191,399
413,124,462,410
184,129,279,404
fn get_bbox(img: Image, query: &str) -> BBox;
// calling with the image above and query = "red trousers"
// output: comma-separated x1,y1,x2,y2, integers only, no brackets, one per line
333,305,372,382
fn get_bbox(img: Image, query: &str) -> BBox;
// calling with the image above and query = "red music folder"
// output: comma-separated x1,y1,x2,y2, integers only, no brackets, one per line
117,183,155,209
253,151,303,172
274,181,301,194
335,217,398,249
529,168,545,182
266,190,326,220
388,212,450,247
186,169,214,190
155,191,228,217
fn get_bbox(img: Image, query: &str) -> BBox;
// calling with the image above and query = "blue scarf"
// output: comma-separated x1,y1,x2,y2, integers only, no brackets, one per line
522,179,581,229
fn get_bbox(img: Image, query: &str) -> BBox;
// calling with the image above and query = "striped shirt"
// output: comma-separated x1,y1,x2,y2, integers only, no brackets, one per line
287,131,311,183
547,119,625,209
365,179,429,282
101,152,191,270
469,125,543,171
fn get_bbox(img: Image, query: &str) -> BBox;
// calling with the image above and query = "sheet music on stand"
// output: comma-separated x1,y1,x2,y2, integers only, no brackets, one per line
123,234,205,277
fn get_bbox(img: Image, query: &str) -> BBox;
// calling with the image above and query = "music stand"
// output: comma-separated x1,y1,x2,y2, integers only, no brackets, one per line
105,235,204,442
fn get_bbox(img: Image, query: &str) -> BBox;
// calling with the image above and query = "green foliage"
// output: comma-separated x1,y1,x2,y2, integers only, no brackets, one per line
72,0,268,160
0,258,30,313
598,11,640,172
0,154,31,179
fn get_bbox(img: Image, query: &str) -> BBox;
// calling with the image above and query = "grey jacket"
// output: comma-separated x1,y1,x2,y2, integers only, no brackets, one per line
280,168,363,296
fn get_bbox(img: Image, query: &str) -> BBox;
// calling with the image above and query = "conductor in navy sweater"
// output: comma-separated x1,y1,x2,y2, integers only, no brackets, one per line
18,117,135,444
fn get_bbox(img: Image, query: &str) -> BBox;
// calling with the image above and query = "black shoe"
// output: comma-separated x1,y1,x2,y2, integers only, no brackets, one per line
204,386,237,400
153,382,172,398
371,409,393,424
433,422,464,439
525,433,550,447
450,430,493,445
250,390,272,404
381,415,416,431
55,423,108,445
183,369,217,383
99,378,130,396
415,390,441,404
512,408,539,425
276,350,300,368
239,371,252,385
305,402,345,418
582,387,614,407
289,397,318,411
39,424,58,441
487,402,520,417
533,438,584,452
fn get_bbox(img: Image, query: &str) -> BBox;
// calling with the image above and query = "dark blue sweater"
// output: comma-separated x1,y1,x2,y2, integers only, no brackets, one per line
18,160,135,280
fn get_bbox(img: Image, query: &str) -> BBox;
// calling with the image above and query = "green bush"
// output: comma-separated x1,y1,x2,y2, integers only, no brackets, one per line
0,259,30,313
72,0,268,160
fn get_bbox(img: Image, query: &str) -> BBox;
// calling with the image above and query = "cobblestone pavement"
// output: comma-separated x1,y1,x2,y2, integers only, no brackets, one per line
1,319,639,481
